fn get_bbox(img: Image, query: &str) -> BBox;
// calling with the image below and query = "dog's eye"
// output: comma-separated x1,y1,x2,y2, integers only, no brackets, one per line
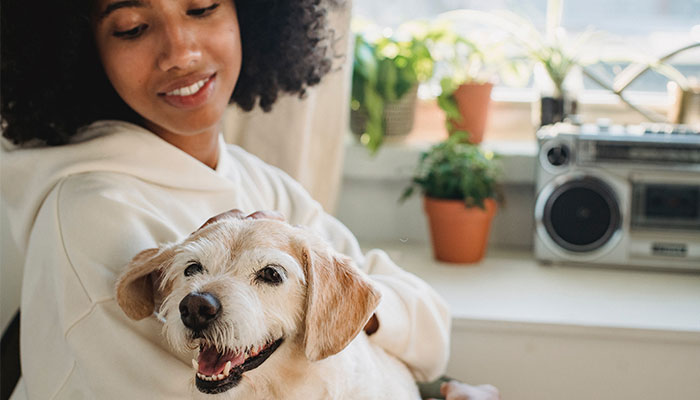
184,262,204,277
256,266,284,285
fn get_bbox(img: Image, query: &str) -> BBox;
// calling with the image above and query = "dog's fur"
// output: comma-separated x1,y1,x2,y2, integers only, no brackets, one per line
115,218,420,399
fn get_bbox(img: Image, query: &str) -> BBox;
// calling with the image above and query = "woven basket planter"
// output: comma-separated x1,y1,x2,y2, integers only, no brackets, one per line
350,85,418,139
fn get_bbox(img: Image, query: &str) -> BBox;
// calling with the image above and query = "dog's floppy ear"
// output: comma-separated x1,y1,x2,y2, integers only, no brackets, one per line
115,247,173,320
301,246,382,361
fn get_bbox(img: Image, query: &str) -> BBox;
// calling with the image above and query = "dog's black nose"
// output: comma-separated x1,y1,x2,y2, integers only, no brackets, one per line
179,292,221,331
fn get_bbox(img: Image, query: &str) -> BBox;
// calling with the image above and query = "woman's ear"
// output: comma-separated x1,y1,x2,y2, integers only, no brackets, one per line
300,245,382,361
115,247,173,320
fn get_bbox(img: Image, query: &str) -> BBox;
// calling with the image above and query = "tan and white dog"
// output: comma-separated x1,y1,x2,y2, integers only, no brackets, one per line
115,217,420,399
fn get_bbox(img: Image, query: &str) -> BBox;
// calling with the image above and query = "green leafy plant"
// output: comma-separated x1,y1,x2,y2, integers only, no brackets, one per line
414,18,523,138
400,133,502,209
518,26,599,98
351,24,435,154
431,28,496,137
431,6,601,97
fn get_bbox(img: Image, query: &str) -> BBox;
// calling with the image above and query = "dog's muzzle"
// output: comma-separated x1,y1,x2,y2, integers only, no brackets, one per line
179,292,221,332
178,292,285,394
193,338,284,394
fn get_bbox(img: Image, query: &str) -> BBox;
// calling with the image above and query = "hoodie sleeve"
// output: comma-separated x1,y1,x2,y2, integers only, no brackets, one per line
18,174,194,399
231,147,451,382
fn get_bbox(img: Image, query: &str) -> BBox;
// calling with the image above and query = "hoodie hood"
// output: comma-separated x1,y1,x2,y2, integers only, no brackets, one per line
1,120,234,263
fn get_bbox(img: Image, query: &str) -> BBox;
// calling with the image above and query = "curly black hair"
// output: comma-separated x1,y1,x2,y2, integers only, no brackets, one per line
1,0,340,146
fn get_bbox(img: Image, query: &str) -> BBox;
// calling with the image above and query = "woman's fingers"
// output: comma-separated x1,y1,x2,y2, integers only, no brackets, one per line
440,380,500,400
196,209,286,232
196,209,246,231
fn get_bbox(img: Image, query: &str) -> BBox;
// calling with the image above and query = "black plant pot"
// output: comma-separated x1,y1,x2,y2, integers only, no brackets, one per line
539,96,578,127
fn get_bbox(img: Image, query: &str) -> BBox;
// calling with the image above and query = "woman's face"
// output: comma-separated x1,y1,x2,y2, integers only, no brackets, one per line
92,0,241,140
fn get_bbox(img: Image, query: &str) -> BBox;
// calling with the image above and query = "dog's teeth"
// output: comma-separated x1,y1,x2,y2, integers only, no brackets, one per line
191,359,199,371
217,373,225,380
197,373,204,380
224,360,232,376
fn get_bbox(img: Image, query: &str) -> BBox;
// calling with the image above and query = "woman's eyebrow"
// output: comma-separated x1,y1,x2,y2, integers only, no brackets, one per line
98,0,145,20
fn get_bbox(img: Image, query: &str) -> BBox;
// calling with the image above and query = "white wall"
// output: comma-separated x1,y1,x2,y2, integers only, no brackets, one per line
336,140,538,249
448,319,700,400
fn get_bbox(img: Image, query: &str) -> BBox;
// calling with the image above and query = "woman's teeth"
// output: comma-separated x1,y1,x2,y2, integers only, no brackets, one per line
166,77,209,97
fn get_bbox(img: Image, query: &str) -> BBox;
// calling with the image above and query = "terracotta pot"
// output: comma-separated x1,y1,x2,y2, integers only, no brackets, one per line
451,82,493,144
423,197,497,264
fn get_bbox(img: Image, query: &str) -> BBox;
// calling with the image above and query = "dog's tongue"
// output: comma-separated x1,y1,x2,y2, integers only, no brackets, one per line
197,346,245,376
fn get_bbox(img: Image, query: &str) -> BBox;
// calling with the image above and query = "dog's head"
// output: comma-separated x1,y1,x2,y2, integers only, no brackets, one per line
115,218,381,395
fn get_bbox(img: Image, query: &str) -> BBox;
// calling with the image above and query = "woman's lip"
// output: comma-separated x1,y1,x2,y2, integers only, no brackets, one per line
158,73,216,95
160,74,216,109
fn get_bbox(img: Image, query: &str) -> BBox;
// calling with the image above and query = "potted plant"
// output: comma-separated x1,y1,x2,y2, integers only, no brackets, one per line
400,133,502,264
497,1,599,126
523,28,592,126
351,22,435,154
431,5,599,127
424,20,509,144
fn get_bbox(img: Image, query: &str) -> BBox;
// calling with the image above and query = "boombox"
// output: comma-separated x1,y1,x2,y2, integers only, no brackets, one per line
534,122,700,271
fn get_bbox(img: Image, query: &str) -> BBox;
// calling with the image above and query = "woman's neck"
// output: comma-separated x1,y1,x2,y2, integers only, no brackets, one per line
154,129,220,169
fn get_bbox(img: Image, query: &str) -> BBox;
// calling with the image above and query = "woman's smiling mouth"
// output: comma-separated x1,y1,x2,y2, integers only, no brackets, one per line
159,73,217,108
165,76,211,96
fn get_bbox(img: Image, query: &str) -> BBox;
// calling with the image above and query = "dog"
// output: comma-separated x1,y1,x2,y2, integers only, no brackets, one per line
115,217,420,399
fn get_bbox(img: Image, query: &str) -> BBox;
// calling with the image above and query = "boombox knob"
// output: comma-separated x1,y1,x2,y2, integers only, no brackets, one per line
546,145,570,166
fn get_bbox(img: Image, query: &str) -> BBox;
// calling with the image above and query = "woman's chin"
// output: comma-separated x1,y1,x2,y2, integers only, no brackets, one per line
144,116,224,141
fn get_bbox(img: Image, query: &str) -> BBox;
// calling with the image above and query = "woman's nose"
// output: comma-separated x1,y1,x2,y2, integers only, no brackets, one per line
157,23,202,71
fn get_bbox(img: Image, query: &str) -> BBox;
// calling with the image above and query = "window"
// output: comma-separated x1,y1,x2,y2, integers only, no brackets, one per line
352,0,700,95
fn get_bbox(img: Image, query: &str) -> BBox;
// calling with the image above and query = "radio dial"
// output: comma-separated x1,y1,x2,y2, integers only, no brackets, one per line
546,145,570,167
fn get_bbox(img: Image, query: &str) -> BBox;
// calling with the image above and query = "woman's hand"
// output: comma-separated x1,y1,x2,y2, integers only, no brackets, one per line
430,380,500,400
196,209,285,232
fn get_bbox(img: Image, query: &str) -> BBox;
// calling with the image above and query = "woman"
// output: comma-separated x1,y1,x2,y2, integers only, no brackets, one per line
1,0,496,399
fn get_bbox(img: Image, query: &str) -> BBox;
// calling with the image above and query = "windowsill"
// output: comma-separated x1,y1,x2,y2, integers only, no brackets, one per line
343,92,671,184
343,137,538,184
368,241,700,341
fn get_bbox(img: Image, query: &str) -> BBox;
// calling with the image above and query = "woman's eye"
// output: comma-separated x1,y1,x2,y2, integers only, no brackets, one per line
113,24,148,39
187,3,220,17
256,266,285,286
184,262,204,277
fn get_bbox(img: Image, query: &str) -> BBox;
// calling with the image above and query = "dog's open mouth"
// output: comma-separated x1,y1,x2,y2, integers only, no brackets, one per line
192,338,284,394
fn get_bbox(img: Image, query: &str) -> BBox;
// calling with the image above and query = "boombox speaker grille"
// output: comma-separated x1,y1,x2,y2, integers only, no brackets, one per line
543,177,621,252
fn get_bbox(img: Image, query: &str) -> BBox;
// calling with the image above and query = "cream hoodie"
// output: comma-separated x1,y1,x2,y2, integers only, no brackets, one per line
1,121,450,399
